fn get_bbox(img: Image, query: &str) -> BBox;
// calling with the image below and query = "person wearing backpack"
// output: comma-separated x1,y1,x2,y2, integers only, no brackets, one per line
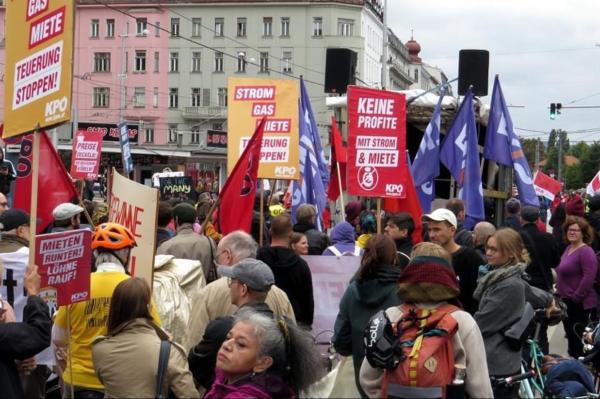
322,221,363,256
333,235,401,397
474,228,552,399
359,244,493,399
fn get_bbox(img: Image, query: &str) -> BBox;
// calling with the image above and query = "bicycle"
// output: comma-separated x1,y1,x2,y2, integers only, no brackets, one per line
518,308,548,398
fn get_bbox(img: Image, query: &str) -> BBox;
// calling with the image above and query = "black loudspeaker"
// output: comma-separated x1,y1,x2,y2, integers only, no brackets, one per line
324,48,357,94
458,49,489,96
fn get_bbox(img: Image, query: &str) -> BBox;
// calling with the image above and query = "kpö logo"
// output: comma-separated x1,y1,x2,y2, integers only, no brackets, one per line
274,166,296,177
45,96,68,118
357,166,378,191
385,183,404,196
71,291,88,302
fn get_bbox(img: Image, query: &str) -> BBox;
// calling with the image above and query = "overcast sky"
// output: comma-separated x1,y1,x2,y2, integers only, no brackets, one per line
388,0,600,142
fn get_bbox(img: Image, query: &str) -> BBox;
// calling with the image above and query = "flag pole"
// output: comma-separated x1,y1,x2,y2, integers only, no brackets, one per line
28,128,40,270
201,198,220,235
259,180,265,246
376,198,382,233
336,161,345,212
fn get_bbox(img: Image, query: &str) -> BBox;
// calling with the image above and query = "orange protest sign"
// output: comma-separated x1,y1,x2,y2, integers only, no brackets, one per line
4,0,75,137
227,78,299,179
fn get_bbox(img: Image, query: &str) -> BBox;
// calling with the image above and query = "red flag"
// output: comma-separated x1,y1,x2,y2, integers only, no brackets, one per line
533,171,561,201
383,170,423,244
217,117,266,235
327,116,347,202
14,132,79,233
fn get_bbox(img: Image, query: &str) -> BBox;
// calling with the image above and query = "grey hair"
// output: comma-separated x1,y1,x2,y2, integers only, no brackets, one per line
474,221,496,246
94,249,129,267
220,230,258,262
234,309,326,392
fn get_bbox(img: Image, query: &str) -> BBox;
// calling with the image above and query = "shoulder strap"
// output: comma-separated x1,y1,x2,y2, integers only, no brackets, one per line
327,246,342,257
155,340,171,399
353,245,361,256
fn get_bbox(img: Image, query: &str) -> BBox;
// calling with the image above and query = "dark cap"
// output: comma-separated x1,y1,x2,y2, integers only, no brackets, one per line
218,258,275,292
521,206,540,223
0,209,30,232
506,198,521,214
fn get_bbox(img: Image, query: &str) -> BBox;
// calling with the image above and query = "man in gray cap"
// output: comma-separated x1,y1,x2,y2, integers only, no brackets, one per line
51,202,84,232
188,258,280,393
503,197,522,231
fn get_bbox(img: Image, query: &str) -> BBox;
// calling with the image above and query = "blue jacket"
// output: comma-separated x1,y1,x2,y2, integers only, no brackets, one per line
545,359,594,397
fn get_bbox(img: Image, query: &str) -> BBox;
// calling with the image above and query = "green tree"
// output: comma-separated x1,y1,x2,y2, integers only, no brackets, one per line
569,141,589,159
564,165,584,189
520,137,544,170
580,142,600,184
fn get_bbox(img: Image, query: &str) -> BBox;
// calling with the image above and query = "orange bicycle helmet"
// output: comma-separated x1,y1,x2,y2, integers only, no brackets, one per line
91,222,137,250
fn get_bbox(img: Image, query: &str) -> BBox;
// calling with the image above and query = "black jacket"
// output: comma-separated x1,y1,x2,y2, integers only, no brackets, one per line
0,296,51,398
394,237,413,270
520,223,561,290
188,302,273,391
452,246,486,315
293,222,330,255
257,246,314,327
586,212,600,252
454,225,474,248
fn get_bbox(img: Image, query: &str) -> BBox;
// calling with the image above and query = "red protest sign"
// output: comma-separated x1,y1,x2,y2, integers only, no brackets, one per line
346,86,407,197
70,129,103,179
35,229,92,306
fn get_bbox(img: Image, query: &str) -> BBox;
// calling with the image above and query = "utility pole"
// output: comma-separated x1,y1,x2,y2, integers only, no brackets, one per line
535,138,540,170
558,132,563,183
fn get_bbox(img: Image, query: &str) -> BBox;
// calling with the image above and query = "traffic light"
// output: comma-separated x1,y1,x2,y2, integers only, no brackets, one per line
550,103,556,120
556,103,562,115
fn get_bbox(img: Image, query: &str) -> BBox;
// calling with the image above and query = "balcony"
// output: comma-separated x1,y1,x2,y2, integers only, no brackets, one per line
182,106,227,120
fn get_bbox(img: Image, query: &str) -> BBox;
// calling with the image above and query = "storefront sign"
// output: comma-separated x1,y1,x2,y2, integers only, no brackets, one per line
35,229,92,306
109,169,158,287
3,0,75,137
70,129,103,179
159,176,197,202
227,78,299,179
347,86,407,198
78,122,139,143
207,130,227,148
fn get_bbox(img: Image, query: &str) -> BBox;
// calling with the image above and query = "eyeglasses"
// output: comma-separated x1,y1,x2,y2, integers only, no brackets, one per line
0,202,8,208
567,228,581,233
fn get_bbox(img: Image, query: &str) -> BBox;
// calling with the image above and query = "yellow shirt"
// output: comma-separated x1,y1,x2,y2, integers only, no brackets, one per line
54,271,160,389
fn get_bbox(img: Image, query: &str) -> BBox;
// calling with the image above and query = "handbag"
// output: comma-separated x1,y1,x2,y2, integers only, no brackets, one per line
156,340,171,399
503,302,535,350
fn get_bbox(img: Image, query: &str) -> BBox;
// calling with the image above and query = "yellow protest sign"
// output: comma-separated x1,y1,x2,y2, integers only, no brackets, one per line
4,0,75,137
227,78,299,179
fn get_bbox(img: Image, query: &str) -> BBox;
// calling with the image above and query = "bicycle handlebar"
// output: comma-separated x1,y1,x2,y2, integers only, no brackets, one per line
491,369,536,387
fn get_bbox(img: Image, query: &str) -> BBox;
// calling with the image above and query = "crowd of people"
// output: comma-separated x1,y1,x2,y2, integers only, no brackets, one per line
2,186,600,398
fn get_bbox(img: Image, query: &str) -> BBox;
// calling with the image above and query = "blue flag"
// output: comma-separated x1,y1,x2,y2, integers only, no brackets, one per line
412,88,446,213
440,89,485,228
485,76,539,207
292,78,329,230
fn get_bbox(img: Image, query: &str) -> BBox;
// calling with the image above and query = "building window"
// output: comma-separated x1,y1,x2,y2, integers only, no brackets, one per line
337,18,354,36
145,127,154,143
155,21,160,37
106,19,115,38
237,51,246,73
135,51,146,72
124,51,128,72
191,128,200,144
260,52,269,73
134,87,145,107
93,52,110,72
136,18,147,35
237,18,247,37
93,87,109,108
212,123,223,131
281,17,290,37
171,18,180,36
413,69,419,82
191,88,201,107
153,51,159,72
91,19,99,38
202,89,211,106
168,125,178,143
263,17,272,37
282,50,292,73
218,88,227,106
192,18,202,37
153,87,158,108
214,18,224,37
169,52,179,72
313,17,323,37
191,52,201,72
214,52,224,72
169,88,179,108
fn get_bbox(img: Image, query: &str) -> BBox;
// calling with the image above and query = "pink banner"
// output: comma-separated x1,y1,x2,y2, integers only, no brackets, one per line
35,229,92,306
70,129,103,179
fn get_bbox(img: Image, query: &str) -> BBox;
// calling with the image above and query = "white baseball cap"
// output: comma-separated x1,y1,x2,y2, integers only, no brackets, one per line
422,208,457,228
53,203,84,221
